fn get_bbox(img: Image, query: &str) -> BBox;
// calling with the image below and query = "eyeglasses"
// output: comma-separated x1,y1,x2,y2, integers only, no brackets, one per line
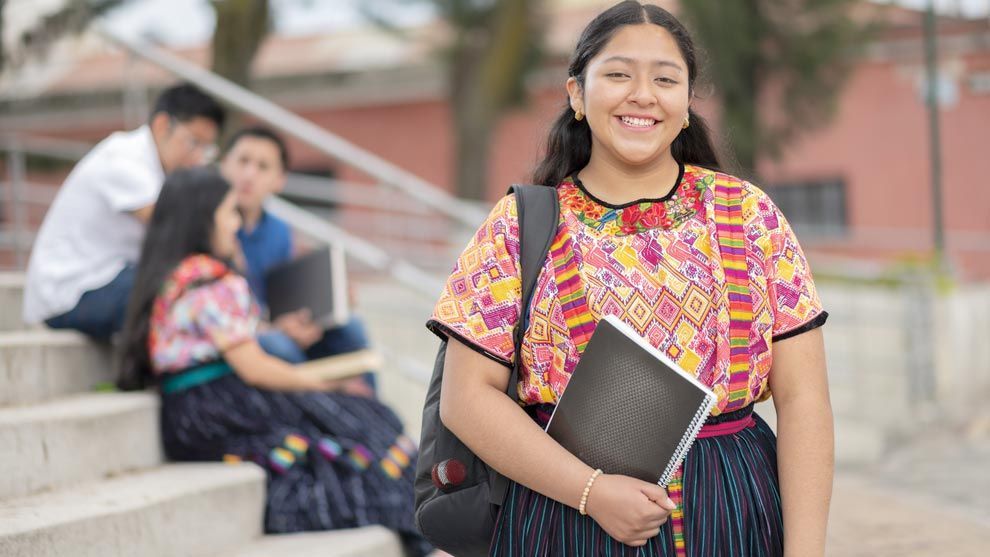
170,118,219,163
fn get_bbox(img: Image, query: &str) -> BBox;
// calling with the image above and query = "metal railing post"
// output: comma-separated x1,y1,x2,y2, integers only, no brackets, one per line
5,140,28,269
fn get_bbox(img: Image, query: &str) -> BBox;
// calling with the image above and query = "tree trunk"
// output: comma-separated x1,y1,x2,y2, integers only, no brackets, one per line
448,0,537,200
210,0,270,136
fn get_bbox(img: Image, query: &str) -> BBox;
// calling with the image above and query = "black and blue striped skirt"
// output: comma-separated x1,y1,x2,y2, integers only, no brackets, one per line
159,368,432,557
490,404,782,556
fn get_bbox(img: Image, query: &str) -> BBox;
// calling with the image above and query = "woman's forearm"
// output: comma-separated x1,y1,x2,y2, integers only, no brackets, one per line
225,341,322,392
776,395,834,556
441,378,595,510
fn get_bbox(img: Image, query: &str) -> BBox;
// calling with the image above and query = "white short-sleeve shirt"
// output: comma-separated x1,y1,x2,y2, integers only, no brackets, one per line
22,125,165,323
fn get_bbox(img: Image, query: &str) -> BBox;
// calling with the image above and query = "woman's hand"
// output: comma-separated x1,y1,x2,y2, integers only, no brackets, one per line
585,474,677,547
274,309,323,349
302,375,374,397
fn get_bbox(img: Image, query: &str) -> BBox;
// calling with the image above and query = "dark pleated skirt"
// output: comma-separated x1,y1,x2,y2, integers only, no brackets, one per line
490,408,782,557
159,373,432,557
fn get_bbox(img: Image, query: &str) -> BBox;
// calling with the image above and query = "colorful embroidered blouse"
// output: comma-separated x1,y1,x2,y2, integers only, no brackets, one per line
427,164,826,414
149,254,260,374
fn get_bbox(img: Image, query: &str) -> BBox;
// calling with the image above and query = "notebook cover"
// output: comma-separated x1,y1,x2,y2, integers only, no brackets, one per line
264,245,348,327
545,315,716,485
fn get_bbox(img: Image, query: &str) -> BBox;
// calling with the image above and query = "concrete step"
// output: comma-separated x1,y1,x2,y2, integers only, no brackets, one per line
0,273,26,332
0,330,114,407
0,463,265,557
225,528,404,557
0,392,162,500
356,280,436,438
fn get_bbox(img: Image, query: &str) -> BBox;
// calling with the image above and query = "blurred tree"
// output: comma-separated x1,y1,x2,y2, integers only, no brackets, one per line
444,0,543,200
0,0,127,73
679,0,875,178
0,0,274,136
210,0,269,89
209,0,272,137
367,0,543,200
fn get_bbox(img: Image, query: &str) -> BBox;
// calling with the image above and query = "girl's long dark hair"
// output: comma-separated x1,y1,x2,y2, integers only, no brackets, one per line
533,1,721,187
117,167,232,390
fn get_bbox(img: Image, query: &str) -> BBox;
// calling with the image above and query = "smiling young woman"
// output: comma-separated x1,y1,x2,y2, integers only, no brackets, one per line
428,2,834,556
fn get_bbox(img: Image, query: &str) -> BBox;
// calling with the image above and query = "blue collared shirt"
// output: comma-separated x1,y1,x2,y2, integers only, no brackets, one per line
237,210,292,308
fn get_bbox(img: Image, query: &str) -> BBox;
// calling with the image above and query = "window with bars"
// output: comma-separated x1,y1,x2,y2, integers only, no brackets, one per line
762,178,847,240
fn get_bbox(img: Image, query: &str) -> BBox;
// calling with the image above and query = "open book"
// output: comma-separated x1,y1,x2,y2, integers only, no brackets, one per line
294,349,384,381
546,315,717,487
265,245,348,328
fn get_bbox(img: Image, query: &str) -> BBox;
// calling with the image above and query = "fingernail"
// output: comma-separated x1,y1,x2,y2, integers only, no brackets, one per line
666,498,676,508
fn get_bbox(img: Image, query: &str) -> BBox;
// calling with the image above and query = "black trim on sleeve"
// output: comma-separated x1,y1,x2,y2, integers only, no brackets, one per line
426,319,513,369
772,311,829,343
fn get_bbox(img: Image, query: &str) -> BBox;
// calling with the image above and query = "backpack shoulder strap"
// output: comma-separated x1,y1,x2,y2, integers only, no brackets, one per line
488,184,558,505
510,184,560,373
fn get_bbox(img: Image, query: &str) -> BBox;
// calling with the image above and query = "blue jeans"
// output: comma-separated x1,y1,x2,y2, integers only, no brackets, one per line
45,264,136,341
257,330,308,364
257,317,377,393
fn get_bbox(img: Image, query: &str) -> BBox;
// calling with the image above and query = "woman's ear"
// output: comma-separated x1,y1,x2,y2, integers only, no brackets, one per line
566,77,584,116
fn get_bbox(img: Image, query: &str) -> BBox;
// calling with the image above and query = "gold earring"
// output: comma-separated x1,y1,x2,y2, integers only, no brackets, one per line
682,115,690,129
575,110,584,122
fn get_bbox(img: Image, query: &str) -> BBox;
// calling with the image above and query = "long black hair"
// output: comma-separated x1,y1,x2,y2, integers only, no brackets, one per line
532,1,721,187
117,167,232,390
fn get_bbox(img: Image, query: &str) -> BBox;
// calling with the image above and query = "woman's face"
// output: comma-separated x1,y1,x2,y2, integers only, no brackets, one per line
211,191,243,260
568,23,691,169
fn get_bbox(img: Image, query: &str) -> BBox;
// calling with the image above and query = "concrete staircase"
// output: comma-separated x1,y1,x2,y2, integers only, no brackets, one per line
0,273,406,557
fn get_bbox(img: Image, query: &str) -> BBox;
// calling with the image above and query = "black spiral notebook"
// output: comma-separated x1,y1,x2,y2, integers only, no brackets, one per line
265,245,348,328
545,315,717,487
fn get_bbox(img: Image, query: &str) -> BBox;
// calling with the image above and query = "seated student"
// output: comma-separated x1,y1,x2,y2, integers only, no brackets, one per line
220,126,376,393
116,167,430,556
22,83,225,340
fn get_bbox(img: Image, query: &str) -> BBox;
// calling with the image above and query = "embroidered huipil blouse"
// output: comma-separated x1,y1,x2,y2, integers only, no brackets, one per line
428,165,826,415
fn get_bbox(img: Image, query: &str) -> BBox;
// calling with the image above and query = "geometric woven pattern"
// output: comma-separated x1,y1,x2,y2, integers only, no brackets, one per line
430,165,824,415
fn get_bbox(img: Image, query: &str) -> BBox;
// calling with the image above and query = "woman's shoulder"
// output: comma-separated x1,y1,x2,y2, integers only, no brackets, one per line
166,255,248,303
688,166,768,199
169,254,230,284
690,166,777,219
471,192,521,242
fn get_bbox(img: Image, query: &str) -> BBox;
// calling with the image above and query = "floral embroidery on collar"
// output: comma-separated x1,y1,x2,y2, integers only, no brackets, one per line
558,166,714,236
157,255,232,309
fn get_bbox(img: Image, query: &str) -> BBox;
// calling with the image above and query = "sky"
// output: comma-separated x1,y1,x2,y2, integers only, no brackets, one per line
3,0,989,51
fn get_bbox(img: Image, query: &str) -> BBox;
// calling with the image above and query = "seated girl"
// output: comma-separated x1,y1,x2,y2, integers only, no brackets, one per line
117,167,431,556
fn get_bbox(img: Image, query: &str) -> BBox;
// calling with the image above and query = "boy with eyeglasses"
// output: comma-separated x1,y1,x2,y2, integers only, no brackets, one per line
23,83,226,339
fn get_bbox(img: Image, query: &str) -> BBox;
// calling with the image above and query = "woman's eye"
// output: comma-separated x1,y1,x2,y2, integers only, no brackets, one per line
606,72,629,78
656,77,678,85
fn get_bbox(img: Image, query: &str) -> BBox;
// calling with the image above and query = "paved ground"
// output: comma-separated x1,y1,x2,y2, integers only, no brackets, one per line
827,416,990,556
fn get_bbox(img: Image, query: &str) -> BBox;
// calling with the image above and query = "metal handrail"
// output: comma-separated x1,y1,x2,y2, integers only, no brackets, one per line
264,196,443,297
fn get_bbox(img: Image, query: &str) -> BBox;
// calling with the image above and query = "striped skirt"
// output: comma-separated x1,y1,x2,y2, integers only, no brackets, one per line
159,371,432,557
490,405,782,556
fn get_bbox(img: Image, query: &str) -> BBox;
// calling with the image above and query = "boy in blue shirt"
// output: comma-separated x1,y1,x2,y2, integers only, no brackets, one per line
220,126,375,395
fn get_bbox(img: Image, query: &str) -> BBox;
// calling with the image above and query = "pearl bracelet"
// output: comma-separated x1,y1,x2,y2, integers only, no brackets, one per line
578,468,603,516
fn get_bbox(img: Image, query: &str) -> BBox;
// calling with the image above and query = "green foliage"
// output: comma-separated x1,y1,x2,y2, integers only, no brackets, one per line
679,0,876,177
1,0,129,73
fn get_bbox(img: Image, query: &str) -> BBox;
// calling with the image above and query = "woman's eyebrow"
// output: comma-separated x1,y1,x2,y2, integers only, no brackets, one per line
601,55,684,72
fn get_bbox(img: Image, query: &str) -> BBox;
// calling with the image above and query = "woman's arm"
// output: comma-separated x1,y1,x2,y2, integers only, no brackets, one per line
440,338,675,546
224,340,336,392
769,327,833,557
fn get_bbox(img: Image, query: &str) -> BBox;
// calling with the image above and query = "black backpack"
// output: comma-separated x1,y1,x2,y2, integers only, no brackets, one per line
415,185,560,556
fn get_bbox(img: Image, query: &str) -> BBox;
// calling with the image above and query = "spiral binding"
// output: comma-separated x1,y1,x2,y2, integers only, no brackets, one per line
658,393,717,487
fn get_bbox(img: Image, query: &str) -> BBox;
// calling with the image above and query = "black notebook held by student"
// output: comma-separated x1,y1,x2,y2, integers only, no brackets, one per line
545,314,717,487
265,245,348,328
